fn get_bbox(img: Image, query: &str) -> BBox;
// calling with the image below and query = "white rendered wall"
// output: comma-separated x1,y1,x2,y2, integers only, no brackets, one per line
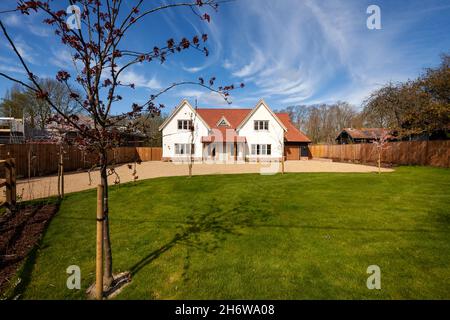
161,102,209,160
237,103,285,161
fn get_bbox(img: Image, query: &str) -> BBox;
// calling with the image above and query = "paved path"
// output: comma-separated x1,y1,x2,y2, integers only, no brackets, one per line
15,160,393,201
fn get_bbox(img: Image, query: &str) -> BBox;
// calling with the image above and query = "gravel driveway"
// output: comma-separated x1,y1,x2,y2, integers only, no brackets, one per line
15,160,393,201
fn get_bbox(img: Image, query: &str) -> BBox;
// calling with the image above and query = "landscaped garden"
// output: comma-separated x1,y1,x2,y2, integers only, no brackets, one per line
4,166,450,299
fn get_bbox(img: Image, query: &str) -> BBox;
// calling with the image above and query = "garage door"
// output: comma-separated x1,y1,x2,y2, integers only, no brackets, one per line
285,145,300,160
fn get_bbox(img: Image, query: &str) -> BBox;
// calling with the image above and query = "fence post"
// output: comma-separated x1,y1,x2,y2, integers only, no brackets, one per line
28,145,31,179
5,158,16,214
59,148,65,198
96,184,104,300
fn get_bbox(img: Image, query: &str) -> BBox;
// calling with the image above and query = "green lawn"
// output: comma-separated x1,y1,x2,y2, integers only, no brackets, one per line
9,166,450,299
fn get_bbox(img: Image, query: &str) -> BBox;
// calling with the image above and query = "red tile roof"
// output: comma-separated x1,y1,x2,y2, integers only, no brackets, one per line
338,128,394,140
196,108,252,128
276,113,312,143
195,108,311,143
197,109,250,143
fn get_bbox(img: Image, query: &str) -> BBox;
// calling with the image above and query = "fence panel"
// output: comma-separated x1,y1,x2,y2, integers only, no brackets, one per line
309,140,449,168
428,140,450,167
0,144,162,178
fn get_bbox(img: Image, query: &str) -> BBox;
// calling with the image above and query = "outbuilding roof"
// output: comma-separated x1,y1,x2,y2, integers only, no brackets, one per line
337,128,394,140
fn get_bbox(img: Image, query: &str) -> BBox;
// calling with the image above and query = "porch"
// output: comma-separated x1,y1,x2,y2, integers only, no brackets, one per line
202,141,246,162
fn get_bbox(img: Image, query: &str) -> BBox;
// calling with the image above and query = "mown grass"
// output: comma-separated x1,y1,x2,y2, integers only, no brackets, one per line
11,166,450,299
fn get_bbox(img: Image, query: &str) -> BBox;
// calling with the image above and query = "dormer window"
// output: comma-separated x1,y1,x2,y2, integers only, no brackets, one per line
217,116,230,127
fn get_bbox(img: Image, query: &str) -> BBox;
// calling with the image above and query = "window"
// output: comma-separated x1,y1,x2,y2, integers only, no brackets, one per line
175,143,195,155
178,120,192,130
251,144,271,155
217,117,230,127
254,120,269,130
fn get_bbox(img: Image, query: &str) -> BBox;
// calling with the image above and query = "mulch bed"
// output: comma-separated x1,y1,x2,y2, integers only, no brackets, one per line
0,202,59,295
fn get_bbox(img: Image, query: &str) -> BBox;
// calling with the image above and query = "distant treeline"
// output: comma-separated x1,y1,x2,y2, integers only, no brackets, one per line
280,54,450,144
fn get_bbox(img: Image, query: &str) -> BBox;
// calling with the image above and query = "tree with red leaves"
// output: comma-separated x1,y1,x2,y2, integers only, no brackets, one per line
0,0,243,296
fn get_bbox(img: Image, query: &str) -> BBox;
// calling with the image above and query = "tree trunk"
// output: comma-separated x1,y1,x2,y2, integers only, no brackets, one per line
60,149,64,198
100,151,114,288
378,150,381,174
57,148,61,199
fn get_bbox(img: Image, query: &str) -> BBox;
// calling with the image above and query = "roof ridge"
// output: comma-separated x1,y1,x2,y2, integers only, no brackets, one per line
196,108,252,110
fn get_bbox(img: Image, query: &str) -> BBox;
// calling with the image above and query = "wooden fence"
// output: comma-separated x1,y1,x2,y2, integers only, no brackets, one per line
309,140,450,168
0,144,162,178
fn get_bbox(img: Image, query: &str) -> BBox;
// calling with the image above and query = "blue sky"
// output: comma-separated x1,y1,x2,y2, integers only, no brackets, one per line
0,0,449,116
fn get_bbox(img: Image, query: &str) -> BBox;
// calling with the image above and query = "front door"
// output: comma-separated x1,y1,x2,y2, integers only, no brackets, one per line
301,145,309,158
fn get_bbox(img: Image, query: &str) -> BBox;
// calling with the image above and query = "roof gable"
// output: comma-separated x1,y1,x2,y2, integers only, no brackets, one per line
196,108,251,129
236,99,287,131
158,99,210,131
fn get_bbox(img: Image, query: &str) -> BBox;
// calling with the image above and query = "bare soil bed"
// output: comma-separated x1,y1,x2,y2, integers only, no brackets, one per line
0,202,59,295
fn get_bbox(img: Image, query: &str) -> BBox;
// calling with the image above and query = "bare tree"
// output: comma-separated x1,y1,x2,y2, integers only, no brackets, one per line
284,102,359,144
371,130,391,174
188,102,198,177
279,105,310,132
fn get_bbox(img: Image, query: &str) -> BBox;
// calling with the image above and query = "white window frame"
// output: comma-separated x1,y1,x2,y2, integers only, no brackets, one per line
251,144,271,155
217,116,231,127
178,119,192,130
218,119,228,126
254,120,269,131
174,143,194,155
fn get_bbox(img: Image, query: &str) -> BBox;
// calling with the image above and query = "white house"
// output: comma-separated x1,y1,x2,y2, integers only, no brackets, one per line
159,99,311,162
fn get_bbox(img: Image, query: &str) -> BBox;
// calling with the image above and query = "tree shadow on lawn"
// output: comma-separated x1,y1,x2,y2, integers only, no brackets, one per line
430,210,450,227
129,199,271,277
127,201,450,278
249,223,450,233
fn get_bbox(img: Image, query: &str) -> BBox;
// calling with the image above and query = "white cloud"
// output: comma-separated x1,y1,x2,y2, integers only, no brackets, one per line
4,14,21,27
11,38,37,64
218,0,425,107
119,70,162,90
51,49,77,69
179,89,231,106
0,36,36,64
182,66,203,73
0,64,26,74
4,13,51,37
232,47,265,78
223,59,233,69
